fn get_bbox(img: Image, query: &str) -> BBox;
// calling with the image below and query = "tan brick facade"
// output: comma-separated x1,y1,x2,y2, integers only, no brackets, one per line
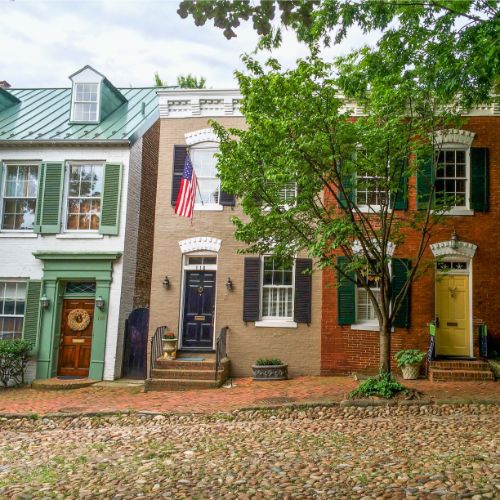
149,117,322,377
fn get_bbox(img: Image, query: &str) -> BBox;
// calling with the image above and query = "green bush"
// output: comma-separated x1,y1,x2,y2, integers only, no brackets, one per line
255,358,283,366
394,349,426,368
0,339,32,387
350,372,406,399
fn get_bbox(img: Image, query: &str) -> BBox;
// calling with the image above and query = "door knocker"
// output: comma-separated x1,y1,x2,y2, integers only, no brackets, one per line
448,287,458,298
197,286,205,295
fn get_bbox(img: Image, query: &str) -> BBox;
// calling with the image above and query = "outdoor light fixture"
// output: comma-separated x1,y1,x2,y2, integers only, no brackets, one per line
225,277,233,291
163,276,170,289
451,229,459,250
95,296,105,310
39,294,50,309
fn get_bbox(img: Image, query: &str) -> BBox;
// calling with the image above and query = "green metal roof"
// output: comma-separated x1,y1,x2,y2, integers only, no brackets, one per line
0,87,160,145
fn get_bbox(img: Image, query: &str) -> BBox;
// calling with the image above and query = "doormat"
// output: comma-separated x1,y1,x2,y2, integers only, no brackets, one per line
178,357,205,362
56,376,86,380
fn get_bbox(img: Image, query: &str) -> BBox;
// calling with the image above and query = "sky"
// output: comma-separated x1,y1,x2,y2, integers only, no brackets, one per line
1,0,379,89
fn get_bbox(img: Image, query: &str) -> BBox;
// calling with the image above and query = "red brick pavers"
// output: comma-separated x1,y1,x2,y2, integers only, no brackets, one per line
0,377,498,416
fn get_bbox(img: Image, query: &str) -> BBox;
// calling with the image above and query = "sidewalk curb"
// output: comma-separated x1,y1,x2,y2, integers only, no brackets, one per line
0,399,498,420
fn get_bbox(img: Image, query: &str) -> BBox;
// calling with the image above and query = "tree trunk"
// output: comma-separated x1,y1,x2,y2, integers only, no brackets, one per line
379,323,391,373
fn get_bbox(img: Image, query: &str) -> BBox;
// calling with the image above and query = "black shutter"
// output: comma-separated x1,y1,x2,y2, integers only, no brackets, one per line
392,258,411,328
219,190,236,206
337,256,356,325
294,258,312,324
243,257,261,322
171,145,187,206
470,147,488,211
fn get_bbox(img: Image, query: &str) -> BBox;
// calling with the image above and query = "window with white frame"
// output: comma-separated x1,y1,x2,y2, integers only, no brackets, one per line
0,281,26,340
190,146,220,206
261,257,294,320
279,182,297,207
65,163,103,231
356,267,382,323
72,83,99,122
356,170,387,207
435,149,467,208
1,163,38,230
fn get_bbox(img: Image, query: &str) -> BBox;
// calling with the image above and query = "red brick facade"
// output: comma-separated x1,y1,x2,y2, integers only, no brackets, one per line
321,116,500,375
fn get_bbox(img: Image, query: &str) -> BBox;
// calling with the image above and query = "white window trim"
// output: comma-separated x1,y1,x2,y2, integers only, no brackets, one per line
189,142,223,211
0,160,40,233
259,256,296,324
70,82,101,123
433,144,471,214
262,182,298,212
63,161,104,233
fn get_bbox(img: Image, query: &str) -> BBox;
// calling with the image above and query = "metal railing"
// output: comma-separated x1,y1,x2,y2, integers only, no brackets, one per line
150,325,167,376
215,326,228,381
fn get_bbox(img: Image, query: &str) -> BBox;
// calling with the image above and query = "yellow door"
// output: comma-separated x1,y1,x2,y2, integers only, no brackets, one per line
435,274,470,356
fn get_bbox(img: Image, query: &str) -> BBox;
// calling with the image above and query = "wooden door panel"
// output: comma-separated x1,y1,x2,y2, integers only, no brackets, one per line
58,298,94,377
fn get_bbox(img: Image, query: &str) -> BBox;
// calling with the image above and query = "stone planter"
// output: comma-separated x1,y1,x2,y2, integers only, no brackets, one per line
252,364,288,381
401,363,421,380
162,337,178,360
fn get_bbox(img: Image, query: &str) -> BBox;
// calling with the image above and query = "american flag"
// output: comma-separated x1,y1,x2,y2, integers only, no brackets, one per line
175,154,198,218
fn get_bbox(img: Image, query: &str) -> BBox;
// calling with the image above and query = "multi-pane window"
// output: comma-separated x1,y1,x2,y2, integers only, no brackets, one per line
66,163,103,231
190,148,220,206
1,164,38,230
0,282,26,340
261,257,294,320
356,171,386,206
356,269,381,323
72,83,99,122
279,182,297,207
435,149,467,207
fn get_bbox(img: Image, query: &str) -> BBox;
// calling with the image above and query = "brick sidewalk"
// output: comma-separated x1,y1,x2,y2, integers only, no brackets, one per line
0,377,498,416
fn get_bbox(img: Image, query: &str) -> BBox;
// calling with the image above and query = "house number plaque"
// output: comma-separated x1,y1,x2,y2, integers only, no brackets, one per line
194,315,206,321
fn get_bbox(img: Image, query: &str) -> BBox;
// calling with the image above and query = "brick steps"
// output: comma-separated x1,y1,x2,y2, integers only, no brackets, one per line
146,358,230,391
429,360,495,382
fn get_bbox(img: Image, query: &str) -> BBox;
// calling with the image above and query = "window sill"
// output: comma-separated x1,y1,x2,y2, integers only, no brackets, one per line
255,320,298,329
56,233,104,239
194,205,224,212
0,232,38,238
436,208,474,216
351,322,380,331
356,206,393,214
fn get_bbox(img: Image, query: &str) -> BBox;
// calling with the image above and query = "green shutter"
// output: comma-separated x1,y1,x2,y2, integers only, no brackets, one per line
392,258,411,328
339,172,355,208
99,163,123,235
33,162,64,234
0,162,4,214
416,155,434,210
470,148,488,211
337,256,356,325
33,163,45,232
392,159,408,210
22,280,42,351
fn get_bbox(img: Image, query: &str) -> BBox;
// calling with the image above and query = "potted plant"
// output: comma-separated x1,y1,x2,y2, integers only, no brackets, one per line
252,358,288,381
394,349,426,380
162,330,178,360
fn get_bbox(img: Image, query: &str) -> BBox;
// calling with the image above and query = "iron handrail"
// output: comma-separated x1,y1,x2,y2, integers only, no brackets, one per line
215,326,228,381
150,325,167,376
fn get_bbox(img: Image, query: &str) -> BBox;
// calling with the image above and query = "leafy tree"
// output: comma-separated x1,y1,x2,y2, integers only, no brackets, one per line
178,0,499,106
211,53,461,373
154,73,207,88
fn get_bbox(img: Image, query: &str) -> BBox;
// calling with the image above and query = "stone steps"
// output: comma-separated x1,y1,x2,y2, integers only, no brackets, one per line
145,378,224,391
429,360,495,382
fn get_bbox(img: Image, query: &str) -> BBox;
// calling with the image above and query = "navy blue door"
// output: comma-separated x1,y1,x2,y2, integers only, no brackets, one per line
182,271,216,349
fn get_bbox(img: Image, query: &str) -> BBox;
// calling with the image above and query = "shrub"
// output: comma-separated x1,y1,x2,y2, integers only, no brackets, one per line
0,339,32,387
255,358,283,366
349,372,406,399
394,349,426,368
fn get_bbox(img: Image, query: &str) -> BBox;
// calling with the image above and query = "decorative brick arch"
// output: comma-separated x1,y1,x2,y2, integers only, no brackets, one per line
184,128,219,146
430,240,477,259
434,128,475,147
179,237,222,254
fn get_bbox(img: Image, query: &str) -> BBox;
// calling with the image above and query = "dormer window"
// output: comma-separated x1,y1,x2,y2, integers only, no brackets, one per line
72,83,99,122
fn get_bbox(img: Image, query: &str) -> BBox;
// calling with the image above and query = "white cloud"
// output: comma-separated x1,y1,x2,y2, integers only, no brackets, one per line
1,0,380,88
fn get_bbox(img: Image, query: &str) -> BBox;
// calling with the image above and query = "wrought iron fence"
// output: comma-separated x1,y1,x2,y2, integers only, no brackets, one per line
150,325,167,376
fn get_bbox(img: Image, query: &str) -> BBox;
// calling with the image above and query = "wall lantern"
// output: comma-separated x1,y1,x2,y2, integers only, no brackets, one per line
95,296,105,310
225,277,234,291
451,229,459,250
163,276,170,289
39,294,50,309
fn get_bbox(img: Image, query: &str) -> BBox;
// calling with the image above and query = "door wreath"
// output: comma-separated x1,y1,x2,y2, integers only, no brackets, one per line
67,309,91,332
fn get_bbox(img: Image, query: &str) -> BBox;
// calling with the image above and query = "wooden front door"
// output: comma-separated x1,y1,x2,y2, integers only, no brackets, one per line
181,271,216,350
436,274,470,356
58,299,94,377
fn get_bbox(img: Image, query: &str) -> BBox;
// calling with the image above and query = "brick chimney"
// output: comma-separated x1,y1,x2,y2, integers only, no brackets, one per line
0,81,11,89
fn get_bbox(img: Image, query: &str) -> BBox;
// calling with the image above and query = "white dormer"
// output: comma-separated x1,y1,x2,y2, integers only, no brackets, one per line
69,65,127,124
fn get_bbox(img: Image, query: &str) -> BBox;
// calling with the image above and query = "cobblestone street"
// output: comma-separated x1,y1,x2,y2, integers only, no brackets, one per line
1,404,498,499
